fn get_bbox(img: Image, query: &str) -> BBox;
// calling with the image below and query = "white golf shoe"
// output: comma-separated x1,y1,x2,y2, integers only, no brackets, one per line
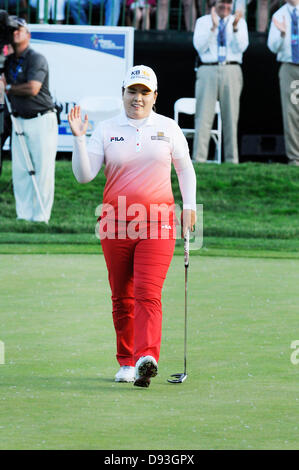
134,355,158,388
114,366,135,383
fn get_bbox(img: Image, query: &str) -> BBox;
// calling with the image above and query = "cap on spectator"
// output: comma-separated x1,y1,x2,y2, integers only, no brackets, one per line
12,16,30,31
123,65,158,92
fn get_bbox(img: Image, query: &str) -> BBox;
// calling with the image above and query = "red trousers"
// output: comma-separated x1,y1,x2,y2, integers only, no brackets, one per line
101,233,176,366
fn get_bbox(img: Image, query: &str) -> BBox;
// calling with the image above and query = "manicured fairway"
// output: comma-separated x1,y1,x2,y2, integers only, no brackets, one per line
0,253,298,450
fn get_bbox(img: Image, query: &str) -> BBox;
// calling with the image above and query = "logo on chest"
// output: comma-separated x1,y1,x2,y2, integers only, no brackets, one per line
110,136,124,142
151,131,170,142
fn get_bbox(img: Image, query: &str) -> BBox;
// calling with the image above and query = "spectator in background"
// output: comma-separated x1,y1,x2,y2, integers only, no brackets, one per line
192,0,249,163
0,1,28,17
69,0,122,26
126,0,156,29
256,0,271,32
267,0,299,166
0,45,13,176
29,0,66,23
1,18,58,221
0,81,5,176
156,0,198,31
232,0,281,32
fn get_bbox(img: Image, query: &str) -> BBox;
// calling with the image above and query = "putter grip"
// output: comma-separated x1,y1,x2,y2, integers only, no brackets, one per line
184,230,190,267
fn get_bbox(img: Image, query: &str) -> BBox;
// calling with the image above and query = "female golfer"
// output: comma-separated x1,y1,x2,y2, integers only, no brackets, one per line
68,65,196,387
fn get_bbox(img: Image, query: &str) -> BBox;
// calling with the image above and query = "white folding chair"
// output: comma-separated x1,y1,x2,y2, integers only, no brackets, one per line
174,97,222,164
78,96,123,134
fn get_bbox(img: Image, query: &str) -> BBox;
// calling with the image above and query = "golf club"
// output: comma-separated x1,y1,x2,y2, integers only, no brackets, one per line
168,229,189,384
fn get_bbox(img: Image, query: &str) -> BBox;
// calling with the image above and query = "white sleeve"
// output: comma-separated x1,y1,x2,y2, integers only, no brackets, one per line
72,126,105,183
72,135,104,183
230,18,249,54
267,15,285,54
171,124,197,211
193,17,217,56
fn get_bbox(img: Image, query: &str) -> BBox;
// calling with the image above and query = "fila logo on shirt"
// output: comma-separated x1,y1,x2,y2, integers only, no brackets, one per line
110,137,124,142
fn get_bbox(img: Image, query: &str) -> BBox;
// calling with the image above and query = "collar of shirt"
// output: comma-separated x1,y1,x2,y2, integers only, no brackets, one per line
20,46,31,58
117,109,157,127
13,46,31,61
216,14,231,24
287,4,299,16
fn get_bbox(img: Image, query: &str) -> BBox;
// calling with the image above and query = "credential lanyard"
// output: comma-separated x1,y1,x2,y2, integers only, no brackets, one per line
9,57,25,83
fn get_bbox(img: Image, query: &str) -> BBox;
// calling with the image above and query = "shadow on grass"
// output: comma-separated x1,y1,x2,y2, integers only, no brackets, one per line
1,374,173,392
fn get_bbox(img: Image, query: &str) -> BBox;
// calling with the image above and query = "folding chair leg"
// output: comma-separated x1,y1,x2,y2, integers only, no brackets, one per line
217,137,221,164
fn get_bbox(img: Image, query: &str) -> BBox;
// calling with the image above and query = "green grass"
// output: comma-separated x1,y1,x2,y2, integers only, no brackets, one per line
193,163,299,240
1,161,298,449
0,240,298,259
0,254,298,450
1,160,299,242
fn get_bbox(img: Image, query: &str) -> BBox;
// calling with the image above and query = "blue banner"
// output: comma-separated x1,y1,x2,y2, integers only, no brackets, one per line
31,32,125,58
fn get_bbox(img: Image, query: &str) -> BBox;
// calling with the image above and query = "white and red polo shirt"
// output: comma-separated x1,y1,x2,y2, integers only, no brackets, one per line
73,110,196,222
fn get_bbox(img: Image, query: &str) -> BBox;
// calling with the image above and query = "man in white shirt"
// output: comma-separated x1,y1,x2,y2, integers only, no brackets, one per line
192,0,249,163
267,0,299,166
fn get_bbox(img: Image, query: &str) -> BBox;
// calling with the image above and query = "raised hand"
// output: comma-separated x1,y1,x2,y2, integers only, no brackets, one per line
233,10,243,29
211,7,219,31
68,105,89,137
273,16,287,36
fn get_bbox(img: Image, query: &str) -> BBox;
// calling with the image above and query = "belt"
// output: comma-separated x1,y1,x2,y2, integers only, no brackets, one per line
202,61,240,66
12,109,56,119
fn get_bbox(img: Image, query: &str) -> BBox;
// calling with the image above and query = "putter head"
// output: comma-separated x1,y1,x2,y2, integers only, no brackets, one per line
167,373,187,384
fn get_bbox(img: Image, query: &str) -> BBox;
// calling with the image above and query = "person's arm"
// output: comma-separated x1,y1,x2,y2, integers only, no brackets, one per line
193,15,217,56
5,80,42,96
230,15,249,53
173,157,197,236
72,136,104,184
171,124,197,235
68,105,104,184
0,73,7,90
267,13,287,54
